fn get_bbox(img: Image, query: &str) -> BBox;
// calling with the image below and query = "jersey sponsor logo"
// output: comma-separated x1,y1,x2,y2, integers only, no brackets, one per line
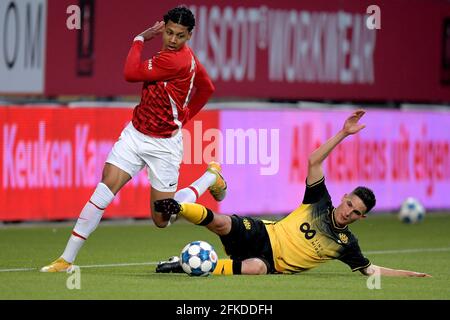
148,60,153,70
338,233,349,244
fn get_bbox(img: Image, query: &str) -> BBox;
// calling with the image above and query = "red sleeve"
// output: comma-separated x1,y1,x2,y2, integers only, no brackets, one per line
123,40,179,82
186,61,215,121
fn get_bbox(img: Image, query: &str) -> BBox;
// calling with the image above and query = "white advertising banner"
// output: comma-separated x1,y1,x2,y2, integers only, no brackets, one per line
0,0,47,93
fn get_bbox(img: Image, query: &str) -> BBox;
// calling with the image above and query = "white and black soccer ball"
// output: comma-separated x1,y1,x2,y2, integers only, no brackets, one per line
398,197,426,224
180,240,218,276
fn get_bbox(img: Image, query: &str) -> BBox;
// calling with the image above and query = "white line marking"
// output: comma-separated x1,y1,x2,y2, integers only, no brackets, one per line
0,247,449,273
80,262,157,268
0,262,158,273
0,267,37,272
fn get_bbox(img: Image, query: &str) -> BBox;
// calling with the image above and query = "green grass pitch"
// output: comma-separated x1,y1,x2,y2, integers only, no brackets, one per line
0,213,449,300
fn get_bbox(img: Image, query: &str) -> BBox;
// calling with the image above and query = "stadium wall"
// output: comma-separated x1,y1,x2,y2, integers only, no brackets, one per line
1,105,449,221
1,0,450,102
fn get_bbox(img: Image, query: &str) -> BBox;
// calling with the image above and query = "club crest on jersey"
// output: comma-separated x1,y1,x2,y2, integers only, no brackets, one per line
338,233,349,244
243,218,251,230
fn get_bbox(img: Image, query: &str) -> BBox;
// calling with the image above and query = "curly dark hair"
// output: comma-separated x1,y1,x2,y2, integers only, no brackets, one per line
164,6,196,32
352,186,376,213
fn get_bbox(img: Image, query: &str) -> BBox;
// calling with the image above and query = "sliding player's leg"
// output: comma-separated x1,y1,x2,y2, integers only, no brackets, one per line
155,200,271,275
156,257,268,275
154,161,227,226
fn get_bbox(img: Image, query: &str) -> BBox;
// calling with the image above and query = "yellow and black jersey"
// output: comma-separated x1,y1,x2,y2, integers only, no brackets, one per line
264,177,370,274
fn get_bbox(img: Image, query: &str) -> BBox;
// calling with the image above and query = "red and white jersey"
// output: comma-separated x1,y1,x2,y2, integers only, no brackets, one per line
124,40,214,138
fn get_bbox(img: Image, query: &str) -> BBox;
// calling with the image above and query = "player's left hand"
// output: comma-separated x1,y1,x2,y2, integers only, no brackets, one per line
343,109,366,135
406,271,432,277
138,21,165,41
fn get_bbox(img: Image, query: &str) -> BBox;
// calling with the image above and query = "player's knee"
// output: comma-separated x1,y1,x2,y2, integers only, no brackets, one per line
254,259,268,274
242,258,268,275
207,215,231,236
100,165,130,194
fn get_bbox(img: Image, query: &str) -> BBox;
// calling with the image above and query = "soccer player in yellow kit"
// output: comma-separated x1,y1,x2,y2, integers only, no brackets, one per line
155,110,431,277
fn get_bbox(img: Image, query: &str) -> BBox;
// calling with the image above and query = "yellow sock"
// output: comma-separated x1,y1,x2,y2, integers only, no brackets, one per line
180,203,213,225
213,259,234,275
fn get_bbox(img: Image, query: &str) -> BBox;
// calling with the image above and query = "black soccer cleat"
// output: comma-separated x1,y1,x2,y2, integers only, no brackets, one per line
154,198,182,221
156,256,184,273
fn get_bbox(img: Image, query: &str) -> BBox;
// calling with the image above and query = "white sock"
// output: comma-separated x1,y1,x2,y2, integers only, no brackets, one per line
174,171,216,203
174,188,197,203
61,235,84,263
62,183,115,263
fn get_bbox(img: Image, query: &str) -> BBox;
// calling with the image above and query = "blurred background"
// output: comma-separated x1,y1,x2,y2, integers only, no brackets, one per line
1,0,450,222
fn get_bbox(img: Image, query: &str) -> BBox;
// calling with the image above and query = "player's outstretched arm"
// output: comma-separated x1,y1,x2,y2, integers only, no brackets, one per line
361,264,431,277
307,109,366,184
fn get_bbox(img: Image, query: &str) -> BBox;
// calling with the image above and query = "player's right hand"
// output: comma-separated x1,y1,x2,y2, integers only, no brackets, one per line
138,21,165,41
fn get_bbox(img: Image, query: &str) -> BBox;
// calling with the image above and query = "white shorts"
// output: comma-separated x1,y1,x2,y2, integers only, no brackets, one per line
106,122,183,192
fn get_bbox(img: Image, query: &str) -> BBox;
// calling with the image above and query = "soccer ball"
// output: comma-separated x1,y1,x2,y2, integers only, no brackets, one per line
180,240,218,276
398,197,426,224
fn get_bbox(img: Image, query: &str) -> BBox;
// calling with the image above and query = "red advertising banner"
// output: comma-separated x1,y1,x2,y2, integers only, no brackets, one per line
43,0,450,102
0,106,219,221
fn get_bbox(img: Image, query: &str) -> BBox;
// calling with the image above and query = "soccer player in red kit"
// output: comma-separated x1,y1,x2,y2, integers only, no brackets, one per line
41,6,226,272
